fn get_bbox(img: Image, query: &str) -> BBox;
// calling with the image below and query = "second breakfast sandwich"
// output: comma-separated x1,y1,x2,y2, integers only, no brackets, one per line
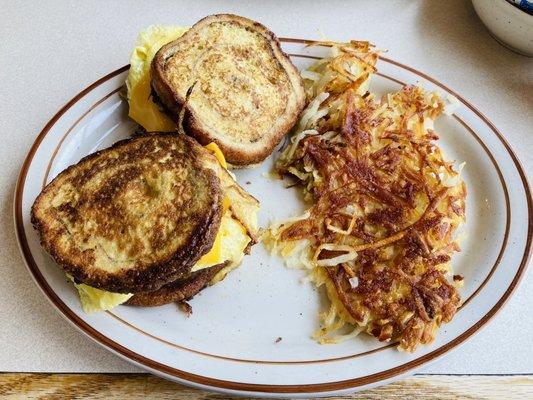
32,134,259,313
128,14,306,167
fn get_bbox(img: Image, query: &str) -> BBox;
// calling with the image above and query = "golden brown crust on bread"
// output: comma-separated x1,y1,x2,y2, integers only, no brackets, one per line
31,134,223,293
151,14,305,166
126,262,227,307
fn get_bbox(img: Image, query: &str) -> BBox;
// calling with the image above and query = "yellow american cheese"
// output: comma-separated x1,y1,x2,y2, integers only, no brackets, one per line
204,142,228,169
126,26,188,132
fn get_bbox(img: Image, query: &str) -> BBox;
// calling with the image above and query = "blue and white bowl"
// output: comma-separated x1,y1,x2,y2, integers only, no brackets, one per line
472,0,533,56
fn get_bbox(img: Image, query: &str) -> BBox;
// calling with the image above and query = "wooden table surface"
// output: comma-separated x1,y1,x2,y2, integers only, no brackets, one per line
2,373,532,399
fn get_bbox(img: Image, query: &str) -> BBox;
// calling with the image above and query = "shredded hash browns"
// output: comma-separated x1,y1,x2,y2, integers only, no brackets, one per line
266,41,466,352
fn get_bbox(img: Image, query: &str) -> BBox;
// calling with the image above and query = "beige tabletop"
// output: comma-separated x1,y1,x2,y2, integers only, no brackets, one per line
1,0,531,378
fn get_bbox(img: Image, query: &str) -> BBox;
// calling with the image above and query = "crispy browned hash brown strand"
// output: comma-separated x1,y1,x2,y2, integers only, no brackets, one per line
265,41,466,352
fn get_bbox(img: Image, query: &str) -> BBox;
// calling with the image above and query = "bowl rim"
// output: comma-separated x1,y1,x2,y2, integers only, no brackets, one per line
501,0,533,19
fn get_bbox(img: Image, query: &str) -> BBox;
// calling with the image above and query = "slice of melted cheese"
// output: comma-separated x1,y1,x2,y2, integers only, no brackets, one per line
126,25,188,132
73,143,251,313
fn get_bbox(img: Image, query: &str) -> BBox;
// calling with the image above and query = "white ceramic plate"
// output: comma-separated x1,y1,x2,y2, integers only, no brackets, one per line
14,39,531,397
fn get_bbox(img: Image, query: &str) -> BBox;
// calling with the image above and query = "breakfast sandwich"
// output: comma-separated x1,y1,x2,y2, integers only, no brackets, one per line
32,134,259,313
126,14,306,167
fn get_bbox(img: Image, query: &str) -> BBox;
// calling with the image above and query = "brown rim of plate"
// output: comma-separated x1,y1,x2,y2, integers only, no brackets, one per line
13,39,532,393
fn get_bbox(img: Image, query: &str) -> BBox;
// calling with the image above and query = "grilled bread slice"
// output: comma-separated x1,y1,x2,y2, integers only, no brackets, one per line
151,14,306,166
127,262,227,307
31,134,224,293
